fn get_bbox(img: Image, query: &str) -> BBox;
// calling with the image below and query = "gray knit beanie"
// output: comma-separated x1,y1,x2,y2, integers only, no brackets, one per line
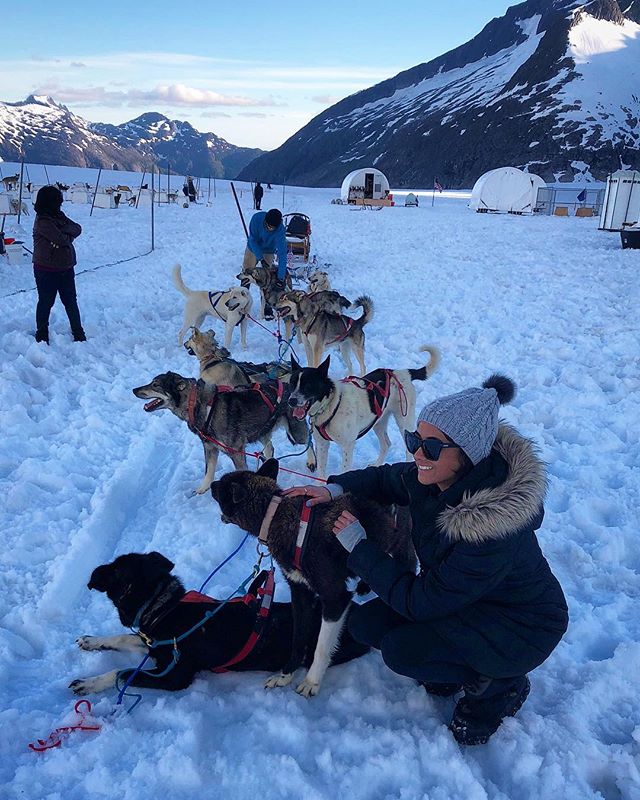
417,374,516,465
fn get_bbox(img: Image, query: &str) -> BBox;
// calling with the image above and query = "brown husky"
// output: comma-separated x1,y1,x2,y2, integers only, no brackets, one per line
210,459,416,697
183,328,291,386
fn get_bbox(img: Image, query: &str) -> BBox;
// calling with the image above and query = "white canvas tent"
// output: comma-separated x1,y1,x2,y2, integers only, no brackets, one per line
469,167,546,214
599,170,640,232
340,168,390,203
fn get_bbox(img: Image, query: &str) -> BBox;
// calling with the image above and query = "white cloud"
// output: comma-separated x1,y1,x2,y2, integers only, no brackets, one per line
312,94,341,104
31,82,281,108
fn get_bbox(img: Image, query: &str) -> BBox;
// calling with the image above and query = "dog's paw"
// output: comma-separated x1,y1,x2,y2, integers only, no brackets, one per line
265,672,294,689
295,678,321,698
195,484,210,495
68,678,93,695
76,636,101,651
306,461,317,473
69,670,118,695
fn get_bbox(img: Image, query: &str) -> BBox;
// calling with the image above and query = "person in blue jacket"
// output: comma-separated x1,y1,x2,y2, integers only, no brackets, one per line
285,375,568,745
242,207,287,283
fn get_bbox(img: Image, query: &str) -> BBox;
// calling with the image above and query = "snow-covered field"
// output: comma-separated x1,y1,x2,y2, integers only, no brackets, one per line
1,183,639,800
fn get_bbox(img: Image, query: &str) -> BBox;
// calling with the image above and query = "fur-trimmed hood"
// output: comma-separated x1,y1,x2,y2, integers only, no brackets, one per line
437,423,547,545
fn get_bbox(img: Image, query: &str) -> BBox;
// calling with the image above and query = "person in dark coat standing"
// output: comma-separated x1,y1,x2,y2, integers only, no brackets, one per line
32,186,85,344
253,182,264,210
183,176,197,204
285,375,568,745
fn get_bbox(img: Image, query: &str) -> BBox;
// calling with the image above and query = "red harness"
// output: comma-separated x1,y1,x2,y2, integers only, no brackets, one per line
178,570,276,673
187,380,284,439
325,315,355,344
314,370,406,442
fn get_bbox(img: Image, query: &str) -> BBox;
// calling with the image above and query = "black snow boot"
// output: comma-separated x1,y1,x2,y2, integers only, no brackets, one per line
35,329,49,345
72,328,87,342
421,682,463,698
450,676,530,746
263,304,275,321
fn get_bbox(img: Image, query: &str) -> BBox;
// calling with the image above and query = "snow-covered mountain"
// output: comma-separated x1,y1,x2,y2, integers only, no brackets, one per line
0,96,263,178
239,0,640,187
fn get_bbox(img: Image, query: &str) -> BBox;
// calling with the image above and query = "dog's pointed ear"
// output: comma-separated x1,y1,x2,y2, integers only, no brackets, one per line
148,551,174,573
231,482,247,503
257,458,280,481
318,355,331,377
290,354,301,372
210,480,220,501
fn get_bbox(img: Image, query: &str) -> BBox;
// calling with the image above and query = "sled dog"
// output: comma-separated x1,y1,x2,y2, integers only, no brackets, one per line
287,347,440,477
70,551,369,695
184,328,291,386
173,263,252,348
210,459,416,697
133,372,308,493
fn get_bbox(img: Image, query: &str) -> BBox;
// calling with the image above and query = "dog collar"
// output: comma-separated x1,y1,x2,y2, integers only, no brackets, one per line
258,495,282,546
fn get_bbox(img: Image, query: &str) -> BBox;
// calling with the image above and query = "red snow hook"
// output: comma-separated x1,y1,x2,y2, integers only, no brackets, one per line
28,699,101,752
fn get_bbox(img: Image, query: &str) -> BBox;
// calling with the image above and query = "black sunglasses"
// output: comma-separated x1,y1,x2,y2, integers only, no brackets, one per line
404,430,460,461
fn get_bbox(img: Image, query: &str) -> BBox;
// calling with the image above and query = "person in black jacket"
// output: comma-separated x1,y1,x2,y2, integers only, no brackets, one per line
285,375,568,745
253,182,264,210
31,185,85,344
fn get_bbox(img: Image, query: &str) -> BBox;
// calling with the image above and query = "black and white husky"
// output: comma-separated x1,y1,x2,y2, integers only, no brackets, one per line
287,347,440,477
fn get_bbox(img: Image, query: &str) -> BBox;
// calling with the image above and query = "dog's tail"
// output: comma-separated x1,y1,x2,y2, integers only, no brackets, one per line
172,263,192,296
408,345,441,382
352,295,374,327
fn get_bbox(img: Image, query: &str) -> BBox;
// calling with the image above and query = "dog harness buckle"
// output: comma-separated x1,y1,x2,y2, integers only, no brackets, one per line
138,631,154,649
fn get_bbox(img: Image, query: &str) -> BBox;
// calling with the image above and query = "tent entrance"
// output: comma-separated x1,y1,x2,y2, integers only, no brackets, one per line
364,173,374,199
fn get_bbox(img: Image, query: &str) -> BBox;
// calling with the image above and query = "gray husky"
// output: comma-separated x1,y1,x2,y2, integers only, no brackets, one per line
133,373,308,493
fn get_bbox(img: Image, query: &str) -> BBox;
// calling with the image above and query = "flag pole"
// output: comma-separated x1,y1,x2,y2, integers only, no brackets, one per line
432,178,436,208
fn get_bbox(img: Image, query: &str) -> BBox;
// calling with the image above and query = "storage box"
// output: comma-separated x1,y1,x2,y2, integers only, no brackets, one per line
620,229,640,249
5,243,26,264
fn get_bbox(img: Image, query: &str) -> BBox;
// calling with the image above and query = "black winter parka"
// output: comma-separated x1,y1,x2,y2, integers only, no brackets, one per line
329,424,569,678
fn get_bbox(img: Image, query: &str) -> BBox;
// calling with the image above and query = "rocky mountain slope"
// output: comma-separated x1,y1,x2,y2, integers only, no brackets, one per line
238,0,640,187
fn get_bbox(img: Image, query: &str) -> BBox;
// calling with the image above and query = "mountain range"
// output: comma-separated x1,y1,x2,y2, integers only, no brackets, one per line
238,0,640,187
0,96,263,178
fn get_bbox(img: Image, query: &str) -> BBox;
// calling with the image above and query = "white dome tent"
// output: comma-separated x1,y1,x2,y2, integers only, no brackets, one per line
340,168,390,204
469,167,546,214
599,170,640,232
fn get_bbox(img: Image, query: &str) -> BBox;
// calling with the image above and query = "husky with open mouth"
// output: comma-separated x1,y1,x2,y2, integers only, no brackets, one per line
287,347,441,477
133,372,309,493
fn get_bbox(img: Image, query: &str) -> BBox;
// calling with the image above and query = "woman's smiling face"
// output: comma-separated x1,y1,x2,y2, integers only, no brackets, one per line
413,422,466,491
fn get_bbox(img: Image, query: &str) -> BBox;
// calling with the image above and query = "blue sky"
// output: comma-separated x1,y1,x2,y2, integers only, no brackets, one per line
4,1,514,150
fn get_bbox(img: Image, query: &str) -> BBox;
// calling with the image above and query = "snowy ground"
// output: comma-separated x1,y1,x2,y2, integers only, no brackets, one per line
1,182,639,800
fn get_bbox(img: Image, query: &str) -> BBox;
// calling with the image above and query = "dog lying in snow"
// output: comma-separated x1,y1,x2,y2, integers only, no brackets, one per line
173,263,252,348
210,459,416,697
287,347,440,477
69,552,369,695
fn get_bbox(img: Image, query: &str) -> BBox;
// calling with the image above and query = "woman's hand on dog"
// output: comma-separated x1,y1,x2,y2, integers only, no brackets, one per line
332,510,358,534
282,485,332,507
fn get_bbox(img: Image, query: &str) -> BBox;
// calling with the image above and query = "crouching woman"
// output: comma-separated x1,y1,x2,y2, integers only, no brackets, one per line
285,375,568,745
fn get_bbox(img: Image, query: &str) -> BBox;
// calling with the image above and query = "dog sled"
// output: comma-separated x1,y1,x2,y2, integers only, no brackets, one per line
284,213,311,262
